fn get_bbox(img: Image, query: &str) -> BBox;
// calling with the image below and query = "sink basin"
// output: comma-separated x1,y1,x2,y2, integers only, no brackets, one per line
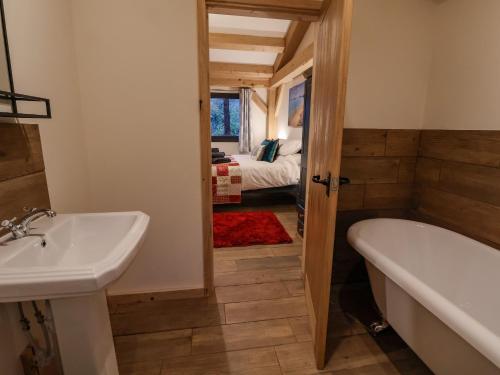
0,211,149,302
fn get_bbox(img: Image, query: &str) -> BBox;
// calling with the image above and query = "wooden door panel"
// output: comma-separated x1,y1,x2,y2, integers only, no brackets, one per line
304,0,353,369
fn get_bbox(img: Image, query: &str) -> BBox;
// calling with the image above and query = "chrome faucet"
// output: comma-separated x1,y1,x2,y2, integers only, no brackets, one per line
1,208,57,239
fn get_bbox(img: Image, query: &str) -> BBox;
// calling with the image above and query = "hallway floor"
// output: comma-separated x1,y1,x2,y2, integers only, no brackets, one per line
109,206,432,374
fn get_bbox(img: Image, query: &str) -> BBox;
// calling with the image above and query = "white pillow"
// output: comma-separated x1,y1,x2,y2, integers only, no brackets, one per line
250,145,266,160
279,139,302,156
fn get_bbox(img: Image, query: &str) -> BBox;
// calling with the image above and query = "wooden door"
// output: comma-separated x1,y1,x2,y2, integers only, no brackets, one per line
304,0,353,369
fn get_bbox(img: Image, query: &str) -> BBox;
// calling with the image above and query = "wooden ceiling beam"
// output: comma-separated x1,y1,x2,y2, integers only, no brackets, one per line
275,85,285,117
209,33,285,53
251,91,268,113
210,77,270,88
210,62,274,79
274,21,310,72
206,0,324,22
270,43,314,88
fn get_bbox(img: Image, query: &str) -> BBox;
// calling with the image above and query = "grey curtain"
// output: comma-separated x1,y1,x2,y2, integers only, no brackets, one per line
239,88,252,153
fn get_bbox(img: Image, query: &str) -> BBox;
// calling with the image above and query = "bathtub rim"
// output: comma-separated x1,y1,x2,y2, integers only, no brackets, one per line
347,218,500,369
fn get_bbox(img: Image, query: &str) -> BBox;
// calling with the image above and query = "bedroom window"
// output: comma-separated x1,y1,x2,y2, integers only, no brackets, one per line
210,92,240,142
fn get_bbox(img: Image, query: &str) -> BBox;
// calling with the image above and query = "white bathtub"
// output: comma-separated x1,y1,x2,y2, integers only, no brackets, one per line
347,219,500,375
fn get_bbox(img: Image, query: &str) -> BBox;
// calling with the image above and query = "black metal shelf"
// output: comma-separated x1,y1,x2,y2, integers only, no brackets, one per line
0,90,51,119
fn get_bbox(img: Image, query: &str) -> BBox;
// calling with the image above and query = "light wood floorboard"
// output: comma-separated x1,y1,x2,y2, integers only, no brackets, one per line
111,206,431,374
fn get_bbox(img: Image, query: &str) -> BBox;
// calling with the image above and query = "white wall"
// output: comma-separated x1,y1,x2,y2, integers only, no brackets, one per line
424,0,500,130
345,0,434,129
4,0,90,212
70,0,204,294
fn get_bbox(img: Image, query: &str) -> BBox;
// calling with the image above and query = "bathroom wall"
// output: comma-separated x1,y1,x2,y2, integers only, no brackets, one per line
344,0,434,130
70,0,206,294
413,0,500,249
3,0,91,213
424,0,500,131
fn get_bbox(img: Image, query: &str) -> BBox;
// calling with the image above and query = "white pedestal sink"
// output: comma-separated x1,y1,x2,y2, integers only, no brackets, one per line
0,211,150,375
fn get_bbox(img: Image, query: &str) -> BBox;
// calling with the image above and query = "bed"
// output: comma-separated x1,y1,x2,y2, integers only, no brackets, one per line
212,153,301,205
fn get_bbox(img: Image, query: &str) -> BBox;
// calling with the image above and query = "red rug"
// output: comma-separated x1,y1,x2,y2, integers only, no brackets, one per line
213,211,293,248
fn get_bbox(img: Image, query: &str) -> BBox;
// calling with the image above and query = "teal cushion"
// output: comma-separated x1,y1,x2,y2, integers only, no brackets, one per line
262,139,279,162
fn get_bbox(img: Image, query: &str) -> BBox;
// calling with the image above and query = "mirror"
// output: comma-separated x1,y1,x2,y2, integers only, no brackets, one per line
0,0,51,118
0,0,13,113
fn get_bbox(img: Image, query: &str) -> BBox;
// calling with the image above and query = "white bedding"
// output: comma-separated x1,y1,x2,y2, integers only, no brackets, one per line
232,154,301,191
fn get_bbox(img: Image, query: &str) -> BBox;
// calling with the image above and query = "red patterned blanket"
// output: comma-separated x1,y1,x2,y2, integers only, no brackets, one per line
212,157,242,204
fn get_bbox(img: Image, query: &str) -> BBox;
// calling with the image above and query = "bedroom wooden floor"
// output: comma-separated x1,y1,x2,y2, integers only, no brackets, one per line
108,205,432,375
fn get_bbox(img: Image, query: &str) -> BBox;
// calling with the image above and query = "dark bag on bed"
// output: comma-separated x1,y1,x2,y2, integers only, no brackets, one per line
212,151,226,159
212,157,232,164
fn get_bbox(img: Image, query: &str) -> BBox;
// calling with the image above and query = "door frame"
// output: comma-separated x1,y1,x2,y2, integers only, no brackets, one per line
196,0,328,295
196,3,352,323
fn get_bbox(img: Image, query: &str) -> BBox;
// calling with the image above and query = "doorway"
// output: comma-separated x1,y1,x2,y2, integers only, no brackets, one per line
197,0,351,369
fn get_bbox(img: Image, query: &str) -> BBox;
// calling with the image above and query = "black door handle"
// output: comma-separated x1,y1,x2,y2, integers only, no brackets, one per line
312,174,330,187
312,174,350,197
340,177,350,185
312,173,332,196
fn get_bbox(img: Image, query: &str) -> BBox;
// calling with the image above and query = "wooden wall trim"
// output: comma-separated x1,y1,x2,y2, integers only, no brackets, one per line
197,0,214,295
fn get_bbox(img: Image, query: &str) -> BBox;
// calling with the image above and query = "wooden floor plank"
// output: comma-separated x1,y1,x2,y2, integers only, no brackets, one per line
215,268,302,287
235,255,301,271
215,282,290,304
283,280,305,296
225,296,308,324
111,205,430,375
214,247,275,261
192,319,296,354
115,329,192,364
119,360,162,375
288,316,312,342
160,347,279,375
111,300,225,336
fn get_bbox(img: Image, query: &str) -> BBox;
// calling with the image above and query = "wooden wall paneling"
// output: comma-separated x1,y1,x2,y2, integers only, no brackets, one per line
363,183,414,210
0,123,50,237
0,123,44,182
206,0,324,21
417,187,500,247
337,184,364,211
341,129,387,157
419,130,500,168
198,0,214,294
209,33,285,53
0,172,50,227
438,161,500,207
398,157,417,183
386,129,420,157
415,157,442,184
340,157,400,184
